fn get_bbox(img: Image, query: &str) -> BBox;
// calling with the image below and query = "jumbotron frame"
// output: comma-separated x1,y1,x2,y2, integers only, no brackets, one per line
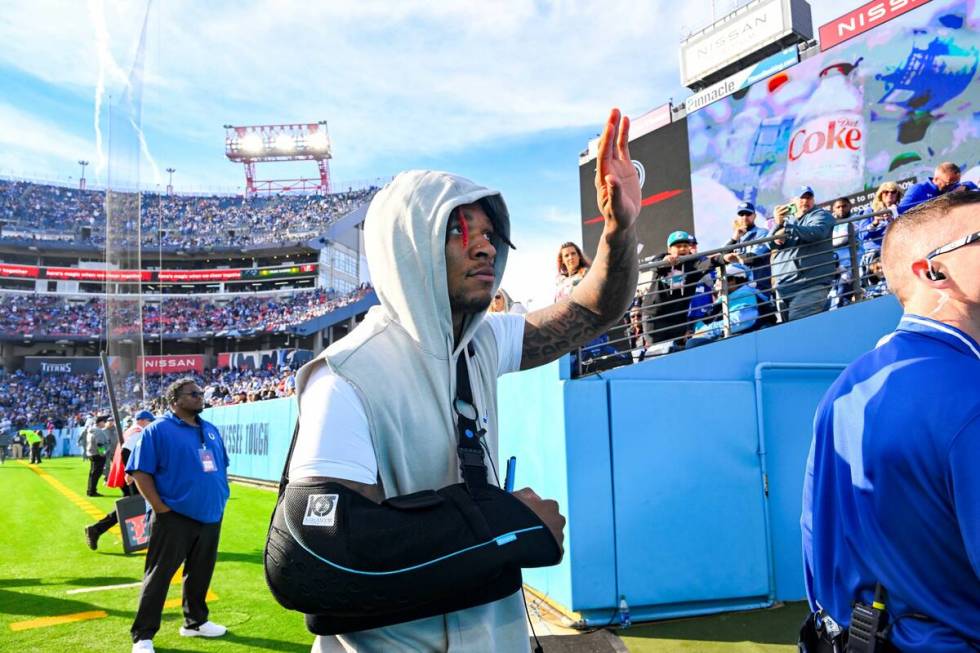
224,121,332,196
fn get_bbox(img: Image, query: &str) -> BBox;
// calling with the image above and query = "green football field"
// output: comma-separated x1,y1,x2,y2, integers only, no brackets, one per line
0,458,807,652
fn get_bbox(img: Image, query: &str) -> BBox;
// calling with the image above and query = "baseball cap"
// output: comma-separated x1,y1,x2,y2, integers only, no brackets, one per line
134,410,155,422
667,230,694,247
724,263,750,279
798,185,815,198
737,201,755,214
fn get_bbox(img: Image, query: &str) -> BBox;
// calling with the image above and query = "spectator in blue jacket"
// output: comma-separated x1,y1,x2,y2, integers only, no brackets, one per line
898,162,977,214
769,186,836,321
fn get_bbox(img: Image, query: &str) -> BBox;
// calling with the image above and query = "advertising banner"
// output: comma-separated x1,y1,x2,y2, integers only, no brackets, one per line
24,356,104,374
819,0,934,51
217,348,314,371
137,355,205,375
580,118,695,259
0,264,40,278
45,267,151,282
686,46,799,113
687,0,978,249
680,0,804,87
204,397,297,482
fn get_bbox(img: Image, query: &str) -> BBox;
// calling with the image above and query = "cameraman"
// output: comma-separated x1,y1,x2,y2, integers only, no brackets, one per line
801,191,980,652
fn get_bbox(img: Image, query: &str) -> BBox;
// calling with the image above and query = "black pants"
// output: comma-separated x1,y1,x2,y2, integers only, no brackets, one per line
44,445,53,459
91,484,139,535
87,455,106,495
30,443,42,464
131,511,222,642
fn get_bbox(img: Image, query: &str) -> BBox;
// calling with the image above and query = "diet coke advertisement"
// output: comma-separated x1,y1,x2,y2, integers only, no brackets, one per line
782,62,866,200
685,0,979,250
137,355,205,375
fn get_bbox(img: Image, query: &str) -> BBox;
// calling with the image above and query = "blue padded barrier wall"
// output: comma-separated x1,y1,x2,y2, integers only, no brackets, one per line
203,396,297,482
495,296,903,624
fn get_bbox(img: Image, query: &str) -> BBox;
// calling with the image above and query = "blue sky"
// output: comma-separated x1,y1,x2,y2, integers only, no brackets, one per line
0,0,860,306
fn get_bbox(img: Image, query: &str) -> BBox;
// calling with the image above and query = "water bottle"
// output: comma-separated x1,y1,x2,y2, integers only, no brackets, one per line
618,595,631,629
782,61,865,200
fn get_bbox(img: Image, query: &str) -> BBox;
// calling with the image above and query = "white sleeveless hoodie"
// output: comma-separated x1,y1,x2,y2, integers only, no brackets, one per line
296,171,530,652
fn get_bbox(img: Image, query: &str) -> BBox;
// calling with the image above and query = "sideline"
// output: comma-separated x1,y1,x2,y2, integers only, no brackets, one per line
17,460,122,541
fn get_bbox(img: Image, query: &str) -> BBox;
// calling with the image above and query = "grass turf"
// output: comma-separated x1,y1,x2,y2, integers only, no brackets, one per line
0,457,808,652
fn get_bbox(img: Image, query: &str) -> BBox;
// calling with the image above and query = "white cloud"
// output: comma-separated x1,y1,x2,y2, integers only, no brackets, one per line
0,0,873,187
0,103,98,177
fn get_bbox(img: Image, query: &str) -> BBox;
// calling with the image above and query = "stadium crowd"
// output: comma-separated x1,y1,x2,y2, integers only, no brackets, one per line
596,164,977,367
0,284,372,338
0,179,377,249
0,365,299,435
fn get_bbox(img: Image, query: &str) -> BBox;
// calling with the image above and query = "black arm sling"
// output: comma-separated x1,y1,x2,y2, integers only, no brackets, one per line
264,348,557,636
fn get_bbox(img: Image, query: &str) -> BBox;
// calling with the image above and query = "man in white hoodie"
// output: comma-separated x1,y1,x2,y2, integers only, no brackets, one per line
288,108,640,652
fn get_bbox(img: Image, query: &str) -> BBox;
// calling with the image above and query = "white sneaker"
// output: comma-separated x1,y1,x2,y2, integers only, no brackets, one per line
132,640,154,653
179,620,227,638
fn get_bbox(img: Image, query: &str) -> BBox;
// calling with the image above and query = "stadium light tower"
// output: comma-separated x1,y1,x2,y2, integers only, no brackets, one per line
166,167,176,195
78,160,89,190
224,121,332,197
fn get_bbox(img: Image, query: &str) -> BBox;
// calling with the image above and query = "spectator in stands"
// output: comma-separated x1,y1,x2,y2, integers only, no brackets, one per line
488,288,526,315
715,201,771,291
859,182,903,254
640,230,711,351
769,186,835,321
554,242,590,301
686,263,759,348
861,251,889,299
829,197,862,309
898,162,978,214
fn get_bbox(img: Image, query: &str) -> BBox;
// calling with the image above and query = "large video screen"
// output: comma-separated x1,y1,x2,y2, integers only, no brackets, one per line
687,0,979,249
579,118,695,260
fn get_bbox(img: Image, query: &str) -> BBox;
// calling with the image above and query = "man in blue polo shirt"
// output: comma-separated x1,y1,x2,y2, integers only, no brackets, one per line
801,190,979,652
127,378,230,653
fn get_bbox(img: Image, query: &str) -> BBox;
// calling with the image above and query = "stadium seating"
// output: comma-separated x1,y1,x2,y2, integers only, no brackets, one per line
0,285,371,338
0,178,377,250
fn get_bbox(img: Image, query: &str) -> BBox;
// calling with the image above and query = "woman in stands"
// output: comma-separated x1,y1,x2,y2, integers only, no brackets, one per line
554,242,591,301
858,181,904,287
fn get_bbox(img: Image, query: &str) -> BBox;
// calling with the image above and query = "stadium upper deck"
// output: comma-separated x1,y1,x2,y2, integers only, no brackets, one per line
0,178,377,253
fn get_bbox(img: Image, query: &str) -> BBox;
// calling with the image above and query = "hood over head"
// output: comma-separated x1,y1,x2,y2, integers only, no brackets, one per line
363,170,512,358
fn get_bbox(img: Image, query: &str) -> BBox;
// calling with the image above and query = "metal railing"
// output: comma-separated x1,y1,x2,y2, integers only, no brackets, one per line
573,208,895,377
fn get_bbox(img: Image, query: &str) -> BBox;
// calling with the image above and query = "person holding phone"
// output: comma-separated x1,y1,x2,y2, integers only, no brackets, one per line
768,185,835,321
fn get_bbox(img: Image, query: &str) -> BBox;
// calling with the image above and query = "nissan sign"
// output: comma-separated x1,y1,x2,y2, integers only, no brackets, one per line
137,355,206,375
818,0,932,51
680,0,812,89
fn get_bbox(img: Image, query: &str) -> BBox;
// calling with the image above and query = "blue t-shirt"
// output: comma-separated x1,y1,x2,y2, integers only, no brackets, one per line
127,412,230,523
802,315,980,652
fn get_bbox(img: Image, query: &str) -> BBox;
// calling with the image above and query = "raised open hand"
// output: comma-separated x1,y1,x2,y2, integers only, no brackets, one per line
595,108,641,233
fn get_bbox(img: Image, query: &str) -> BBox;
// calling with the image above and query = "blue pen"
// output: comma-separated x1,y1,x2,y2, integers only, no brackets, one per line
504,456,516,492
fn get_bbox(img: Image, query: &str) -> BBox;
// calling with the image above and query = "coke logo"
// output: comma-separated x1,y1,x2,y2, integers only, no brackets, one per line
788,119,862,161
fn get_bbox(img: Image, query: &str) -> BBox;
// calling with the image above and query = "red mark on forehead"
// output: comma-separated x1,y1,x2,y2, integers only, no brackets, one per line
457,206,469,248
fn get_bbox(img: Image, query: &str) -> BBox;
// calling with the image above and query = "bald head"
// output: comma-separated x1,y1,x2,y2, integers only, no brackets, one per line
934,162,961,191
882,190,979,305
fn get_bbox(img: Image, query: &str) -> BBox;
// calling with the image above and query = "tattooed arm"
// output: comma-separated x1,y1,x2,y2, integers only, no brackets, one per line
521,109,640,370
